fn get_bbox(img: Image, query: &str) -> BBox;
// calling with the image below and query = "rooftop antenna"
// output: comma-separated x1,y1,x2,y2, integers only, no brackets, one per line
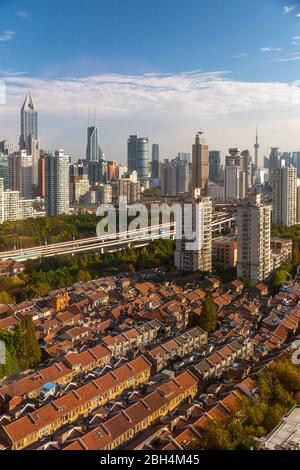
94,108,97,127
87,109,90,127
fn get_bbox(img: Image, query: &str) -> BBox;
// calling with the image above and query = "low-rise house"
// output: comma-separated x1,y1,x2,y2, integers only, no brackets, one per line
0,356,152,450
192,339,254,381
0,259,25,276
64,370,198,451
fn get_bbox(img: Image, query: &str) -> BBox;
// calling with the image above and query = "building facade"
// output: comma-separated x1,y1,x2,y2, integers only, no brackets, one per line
175,194,212,272
272,164,297,227
192,132,209,193
45,150,70,216
237,193,272,282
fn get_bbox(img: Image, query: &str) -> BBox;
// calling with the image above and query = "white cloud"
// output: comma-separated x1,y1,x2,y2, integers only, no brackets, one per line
278,52,300,61
292,35,300,45
16,11,30,20
233,52,249,59
0,31,15,42
1,71,300,161
261,47,282,53
283,5,296,14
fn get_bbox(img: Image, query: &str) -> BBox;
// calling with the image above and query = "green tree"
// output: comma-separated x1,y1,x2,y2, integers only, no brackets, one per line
199,293,217,333
14,316,41,369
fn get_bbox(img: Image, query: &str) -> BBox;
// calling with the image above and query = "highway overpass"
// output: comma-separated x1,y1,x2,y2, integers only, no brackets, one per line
0,214,236,262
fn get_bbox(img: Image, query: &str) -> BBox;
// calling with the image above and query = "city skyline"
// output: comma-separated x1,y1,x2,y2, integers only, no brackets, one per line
1,1,300,160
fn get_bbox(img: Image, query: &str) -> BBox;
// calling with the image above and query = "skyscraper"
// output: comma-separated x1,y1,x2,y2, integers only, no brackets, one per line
237,193,272,282
254,128,259,170
269,147,281,175
86,126,102,163
209,151,221,183
225,164,245,201
45,150,70,216
175,194,212,272
161,155,190,197
241,149,252,192
272,163,297,227
20,91,38,154
20,92,39,191
127,134,149,182
151,143,160,179
192,131,209,193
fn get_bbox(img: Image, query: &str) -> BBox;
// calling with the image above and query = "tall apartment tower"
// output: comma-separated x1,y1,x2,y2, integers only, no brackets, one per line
237,193,272,282
192,131,209,193
45,150,70,216
209,151,221,183
8,150,33,199
272,163,297,227
175,194,212,273
127,134,149,182
161,155,190,197
86,126,102,163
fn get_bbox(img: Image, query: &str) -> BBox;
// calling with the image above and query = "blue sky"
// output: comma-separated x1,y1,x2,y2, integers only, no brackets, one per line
1,0,300,161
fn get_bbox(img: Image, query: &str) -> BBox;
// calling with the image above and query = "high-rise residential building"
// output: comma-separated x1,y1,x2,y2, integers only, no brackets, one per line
86,126,102,163
70,175,90,204
0,178,34,223
118,178,141,204
208,183,225,202
161,155,190,197
272,163,297,227
292,151,300,178
8,150,33,199
37,156,45,198
174,194,212,273
127,134,149,182
237,193,272,282
151,144,160,179
20,91,38,154
192,132,209,193
45,150,70,216
0,155,8,189
98,184,113,204
209,151,221,183
297,179,300,224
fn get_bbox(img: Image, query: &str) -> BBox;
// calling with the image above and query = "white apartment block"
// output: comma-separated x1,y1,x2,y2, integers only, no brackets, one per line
225,165,246,201
237,193,272,282
175,194,212,273
8,150,33,199
272,164,297,227
0,178,34,223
